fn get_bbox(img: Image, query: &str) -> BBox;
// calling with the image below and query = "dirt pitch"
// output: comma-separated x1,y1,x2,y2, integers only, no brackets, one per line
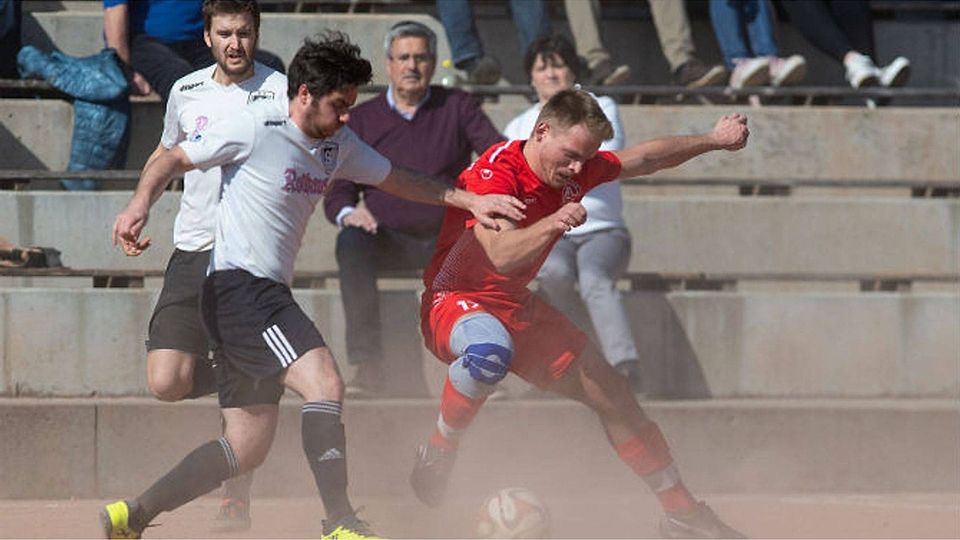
1,492,957,539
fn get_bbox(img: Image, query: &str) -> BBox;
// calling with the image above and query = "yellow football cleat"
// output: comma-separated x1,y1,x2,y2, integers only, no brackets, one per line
100,500,141,539
321,512,380,539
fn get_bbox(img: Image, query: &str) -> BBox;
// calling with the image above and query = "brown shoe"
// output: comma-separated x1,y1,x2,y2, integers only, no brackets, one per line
673,59,728,88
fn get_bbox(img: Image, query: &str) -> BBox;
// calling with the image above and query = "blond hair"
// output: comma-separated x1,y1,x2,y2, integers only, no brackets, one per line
534,89,613,141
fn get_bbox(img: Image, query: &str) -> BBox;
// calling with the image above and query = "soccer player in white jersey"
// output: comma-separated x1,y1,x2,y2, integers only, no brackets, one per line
103,32,526,539
119,0,283,531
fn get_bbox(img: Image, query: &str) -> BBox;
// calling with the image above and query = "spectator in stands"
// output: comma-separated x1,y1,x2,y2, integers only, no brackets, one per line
502,34,643,392
102,0,284,102
562,0,630,86
709,0,807,88
777,0,910,89
567,0,728,88
322,20,505,397
0,0,20,79
435,0,550,84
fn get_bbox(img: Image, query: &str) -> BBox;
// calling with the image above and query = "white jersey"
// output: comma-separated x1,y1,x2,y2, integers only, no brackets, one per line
503,94,626,236
179,109,392,286
161,62,288,251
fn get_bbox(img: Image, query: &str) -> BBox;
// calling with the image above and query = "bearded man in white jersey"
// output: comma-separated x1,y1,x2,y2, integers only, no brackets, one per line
116,0,283,531
103,31,526,539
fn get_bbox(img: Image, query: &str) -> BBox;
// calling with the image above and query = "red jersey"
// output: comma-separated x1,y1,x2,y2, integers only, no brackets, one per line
423,139,622,305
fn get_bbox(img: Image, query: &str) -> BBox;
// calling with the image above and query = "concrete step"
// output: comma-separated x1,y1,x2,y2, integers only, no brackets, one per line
1,397,957,499
3,98,958,182
0,287,956,399
2,192,957,276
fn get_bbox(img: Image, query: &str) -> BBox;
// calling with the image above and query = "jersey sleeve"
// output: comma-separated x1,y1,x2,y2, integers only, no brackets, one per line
460,151,521,229
333,127,392,186
159,88,183,149
178,111,255,172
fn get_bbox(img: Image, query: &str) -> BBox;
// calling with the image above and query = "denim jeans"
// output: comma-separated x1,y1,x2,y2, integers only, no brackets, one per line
709,0,779,68
436,0,551,67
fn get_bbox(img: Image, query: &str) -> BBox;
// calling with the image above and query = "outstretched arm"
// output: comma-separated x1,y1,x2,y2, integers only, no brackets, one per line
111,147,195,255
377,166,526,230
614,113,749,178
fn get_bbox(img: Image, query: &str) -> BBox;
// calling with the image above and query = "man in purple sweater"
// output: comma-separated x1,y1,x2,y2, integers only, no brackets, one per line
322,20,504,396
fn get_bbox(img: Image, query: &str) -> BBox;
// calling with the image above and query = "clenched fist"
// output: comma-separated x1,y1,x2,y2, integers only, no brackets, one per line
551,202,587,233
711,113,749,151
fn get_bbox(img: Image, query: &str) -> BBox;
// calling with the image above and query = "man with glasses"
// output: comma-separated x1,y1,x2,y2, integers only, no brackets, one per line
322,20,504,397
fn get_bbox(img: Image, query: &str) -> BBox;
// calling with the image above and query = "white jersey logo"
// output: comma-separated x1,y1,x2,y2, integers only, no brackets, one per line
562,181,583,202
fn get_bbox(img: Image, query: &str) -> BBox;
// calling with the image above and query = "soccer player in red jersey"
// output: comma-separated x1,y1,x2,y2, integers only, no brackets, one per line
411,89,750,538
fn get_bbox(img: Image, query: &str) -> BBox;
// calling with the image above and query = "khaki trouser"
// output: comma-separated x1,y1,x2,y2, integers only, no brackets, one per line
565,0,695,72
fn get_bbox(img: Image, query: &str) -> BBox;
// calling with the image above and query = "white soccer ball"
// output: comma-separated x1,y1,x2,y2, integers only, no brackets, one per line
476,487,551,539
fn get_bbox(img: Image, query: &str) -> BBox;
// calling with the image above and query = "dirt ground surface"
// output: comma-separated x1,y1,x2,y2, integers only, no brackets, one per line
1,492,957,539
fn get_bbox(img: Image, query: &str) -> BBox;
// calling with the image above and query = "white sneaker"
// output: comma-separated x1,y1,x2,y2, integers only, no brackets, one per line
729,57,771,88
879,56,911,87
844,52,880,88
768,55,807,86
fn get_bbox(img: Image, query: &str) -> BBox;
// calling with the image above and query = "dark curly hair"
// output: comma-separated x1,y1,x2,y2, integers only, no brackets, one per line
287,31,373,99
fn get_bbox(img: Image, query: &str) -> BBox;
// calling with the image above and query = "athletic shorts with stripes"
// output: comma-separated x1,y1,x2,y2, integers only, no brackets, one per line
201,269,326,407
420,289,588,388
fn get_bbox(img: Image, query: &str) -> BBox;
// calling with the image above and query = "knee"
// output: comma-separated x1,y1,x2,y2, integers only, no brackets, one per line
335,227,376,265
578,271,618,300
147,361,192,402
449,342,513,399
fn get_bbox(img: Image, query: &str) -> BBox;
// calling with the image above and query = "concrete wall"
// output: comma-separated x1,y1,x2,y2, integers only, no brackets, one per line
3,100,959,182
0,288,956,399
1,397,957,499
2,192,957,275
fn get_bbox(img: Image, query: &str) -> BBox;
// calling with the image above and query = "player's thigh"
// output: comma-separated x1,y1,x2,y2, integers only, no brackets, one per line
547,343,649,423
221,403,280,471
281,346,345,402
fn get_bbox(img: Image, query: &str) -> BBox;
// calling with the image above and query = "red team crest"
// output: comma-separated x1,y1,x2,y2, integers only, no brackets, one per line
561,181,583,202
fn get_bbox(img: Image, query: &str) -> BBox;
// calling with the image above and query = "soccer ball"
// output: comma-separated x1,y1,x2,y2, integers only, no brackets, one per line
476,487,551,539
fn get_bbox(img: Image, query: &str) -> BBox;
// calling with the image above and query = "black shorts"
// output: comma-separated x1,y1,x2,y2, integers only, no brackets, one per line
201,269,326,407
147,249,211,356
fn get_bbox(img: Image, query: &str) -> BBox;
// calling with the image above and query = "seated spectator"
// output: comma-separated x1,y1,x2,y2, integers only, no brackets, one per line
322,20,505,397
710,0,807,88
562,0,631,86
777,0,909,88
502,34,643,391
102,0,285,103
435,0,551,84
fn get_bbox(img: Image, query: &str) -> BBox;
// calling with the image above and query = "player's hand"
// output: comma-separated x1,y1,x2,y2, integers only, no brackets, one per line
342,207,378,234
469,193,526,231
711,113,749,151
551,202,586,233
111,205,152,256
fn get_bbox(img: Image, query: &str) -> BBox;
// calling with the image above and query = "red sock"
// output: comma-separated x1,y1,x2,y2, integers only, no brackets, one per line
430,377,486,450
614,422,697,513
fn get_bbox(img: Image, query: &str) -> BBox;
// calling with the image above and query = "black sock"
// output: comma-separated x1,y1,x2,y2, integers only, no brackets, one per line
185,357,217,399
302,401,353,520
134,437,239,530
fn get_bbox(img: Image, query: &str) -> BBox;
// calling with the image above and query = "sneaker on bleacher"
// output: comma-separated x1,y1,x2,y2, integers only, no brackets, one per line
844,52,880,88
879,56,911,87
729,57,770,88
768,55,806,87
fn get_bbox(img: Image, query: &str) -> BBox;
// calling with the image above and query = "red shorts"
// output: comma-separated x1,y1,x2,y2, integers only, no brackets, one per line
421,290,588,388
